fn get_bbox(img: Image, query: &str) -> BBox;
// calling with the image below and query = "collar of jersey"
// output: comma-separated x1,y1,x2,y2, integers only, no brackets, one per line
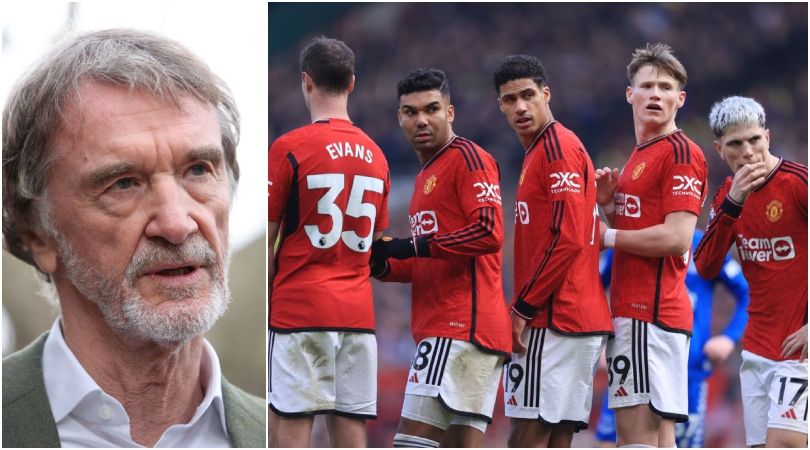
636,128,682,151
420,134,458,170
526,120,558,155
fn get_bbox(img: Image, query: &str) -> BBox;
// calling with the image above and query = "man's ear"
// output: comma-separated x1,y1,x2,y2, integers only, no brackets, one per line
23,229,59,275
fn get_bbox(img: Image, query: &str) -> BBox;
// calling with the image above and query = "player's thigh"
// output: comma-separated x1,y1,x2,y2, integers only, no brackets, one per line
325,414,368,448
268,407,314,447
674,380,708,448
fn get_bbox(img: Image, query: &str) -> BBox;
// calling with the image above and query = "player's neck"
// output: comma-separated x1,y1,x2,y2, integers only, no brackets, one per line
308,92,351,122
764,153,780,172
415,132,455,166
635,120,678,146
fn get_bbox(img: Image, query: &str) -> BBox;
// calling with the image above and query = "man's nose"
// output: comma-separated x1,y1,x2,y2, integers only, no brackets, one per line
144,179,199,245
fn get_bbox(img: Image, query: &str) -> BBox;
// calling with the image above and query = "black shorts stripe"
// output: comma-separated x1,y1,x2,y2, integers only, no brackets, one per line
437,338,453,386
641,322,650,393
524,328,538,407
268,330,276,393
426,337,441,385
631,319,638,394
535,328,546,408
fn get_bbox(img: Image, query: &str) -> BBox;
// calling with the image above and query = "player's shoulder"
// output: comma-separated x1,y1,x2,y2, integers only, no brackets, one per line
777,158,808,186
662,130,706,165
710,176,734,206
447,135,497,171
270,123,315,152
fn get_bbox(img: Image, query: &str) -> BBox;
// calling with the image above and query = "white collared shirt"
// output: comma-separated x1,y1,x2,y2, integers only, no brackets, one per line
42,319,231,448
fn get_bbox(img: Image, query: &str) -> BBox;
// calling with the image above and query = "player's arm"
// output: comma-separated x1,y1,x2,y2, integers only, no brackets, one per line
512,158,591,323
704,256,750,364
604,210,696,257
268,221,280,284
694,184,739,279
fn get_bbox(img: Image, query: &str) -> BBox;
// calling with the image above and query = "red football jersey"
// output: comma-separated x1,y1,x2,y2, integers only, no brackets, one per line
512,122,612,335
610,130,708,334
268,118,390,331
694,159,807,361
381,136,511,356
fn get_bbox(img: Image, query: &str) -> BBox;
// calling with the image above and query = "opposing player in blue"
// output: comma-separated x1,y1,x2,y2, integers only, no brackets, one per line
594,229,749,447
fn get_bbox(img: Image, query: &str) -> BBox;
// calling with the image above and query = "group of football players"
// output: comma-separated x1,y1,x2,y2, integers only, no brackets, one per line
268,37,807,448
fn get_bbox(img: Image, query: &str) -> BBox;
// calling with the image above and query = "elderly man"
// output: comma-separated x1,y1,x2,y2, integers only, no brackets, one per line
2,29,264,447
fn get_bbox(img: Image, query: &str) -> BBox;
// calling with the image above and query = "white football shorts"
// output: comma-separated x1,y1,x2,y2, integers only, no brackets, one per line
504,327,607,431
268,330,377,418
401,337,504,431
740,350,808,446
606,317,690,422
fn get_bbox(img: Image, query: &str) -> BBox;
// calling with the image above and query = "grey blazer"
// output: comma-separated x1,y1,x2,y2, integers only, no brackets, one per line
3,333,266,448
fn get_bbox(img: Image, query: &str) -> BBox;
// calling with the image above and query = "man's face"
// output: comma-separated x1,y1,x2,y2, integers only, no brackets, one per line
497,78,552,141
715,125,771,174
43,81,232,343
626,64,685,130
397,89,454,152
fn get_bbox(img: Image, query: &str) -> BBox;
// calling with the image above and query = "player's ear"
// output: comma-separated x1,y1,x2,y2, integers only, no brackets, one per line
543,85,551,103
713,140,724,160
625,86,633,104
447,103,455,123
764,128,770,146
676,89,686,109
301,72,314,93
346,75,355,94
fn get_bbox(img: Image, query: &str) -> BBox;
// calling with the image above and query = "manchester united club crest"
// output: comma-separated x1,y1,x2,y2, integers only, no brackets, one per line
631,162,645,180
766,199,783,222
519,168,527,186
423,174,437,195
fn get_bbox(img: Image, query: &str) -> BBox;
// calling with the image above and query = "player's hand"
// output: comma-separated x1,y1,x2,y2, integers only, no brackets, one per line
728,161,768,204
594,166,619,207
511,312,528,354
781,324,808,361
703,335,736,365
370,238,390,277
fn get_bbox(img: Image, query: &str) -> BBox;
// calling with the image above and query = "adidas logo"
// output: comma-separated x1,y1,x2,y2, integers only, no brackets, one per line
507,395,518,406
614,386,629,397
408,373,419,384
781,408,798,420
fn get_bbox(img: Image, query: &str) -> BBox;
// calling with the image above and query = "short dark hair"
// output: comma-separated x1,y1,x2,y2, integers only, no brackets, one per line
397,68,450,99
299,36,355,93
493,55,548,93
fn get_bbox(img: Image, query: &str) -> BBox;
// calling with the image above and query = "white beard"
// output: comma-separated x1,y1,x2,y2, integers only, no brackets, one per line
58,234,231,344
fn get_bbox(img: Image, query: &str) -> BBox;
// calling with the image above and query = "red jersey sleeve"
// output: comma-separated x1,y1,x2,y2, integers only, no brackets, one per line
661,137,708,216
694,178,739,279
378,258,414,283
513,155,590,315
427,148,504,258
268,137,293,222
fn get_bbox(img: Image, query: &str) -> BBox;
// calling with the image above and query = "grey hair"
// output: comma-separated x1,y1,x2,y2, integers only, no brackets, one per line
2,28,240,277
708,96,766,138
